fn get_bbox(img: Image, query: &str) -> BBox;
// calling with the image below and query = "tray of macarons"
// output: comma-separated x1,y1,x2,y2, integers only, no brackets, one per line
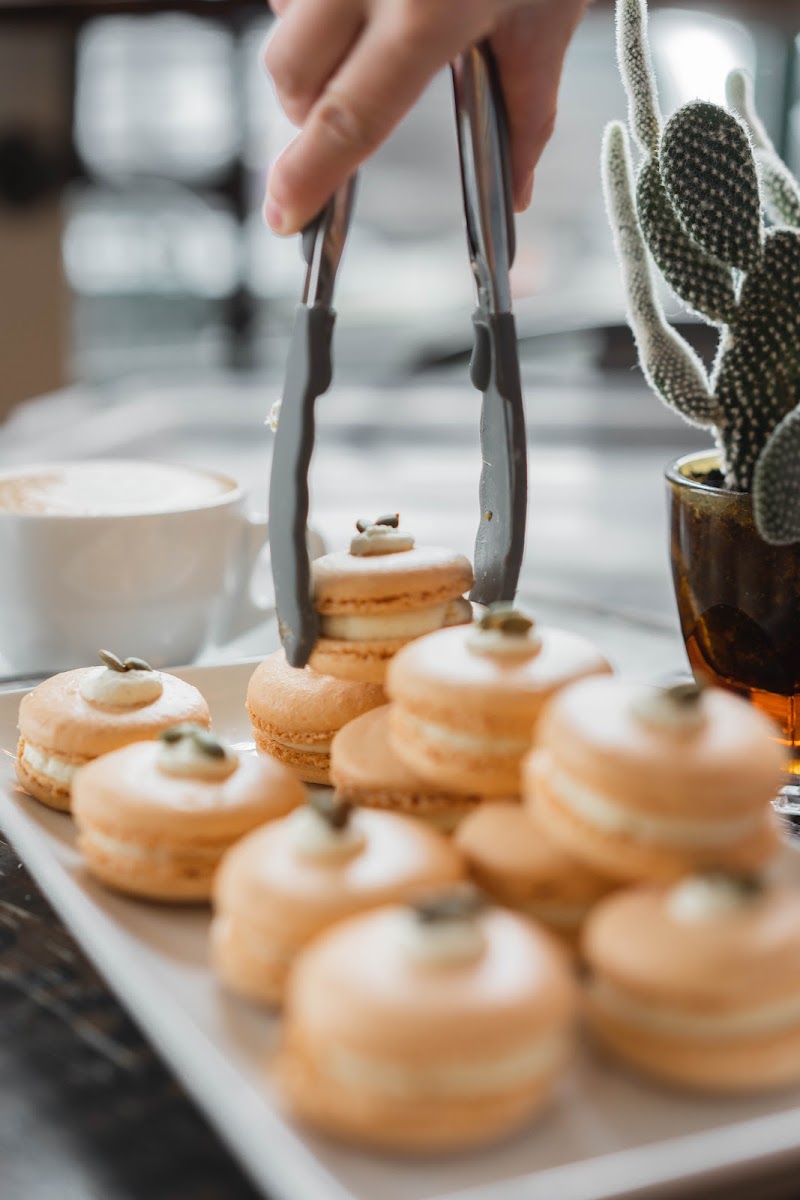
2,516,800,1200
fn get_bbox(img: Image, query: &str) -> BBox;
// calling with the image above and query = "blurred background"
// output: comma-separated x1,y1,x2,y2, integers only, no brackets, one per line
0,0,796,398
0,0,798,635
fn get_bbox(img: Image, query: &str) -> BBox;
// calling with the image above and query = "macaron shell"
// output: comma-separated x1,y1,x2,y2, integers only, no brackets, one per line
77,832,229,903
210,913,289,1005
312,547,473,613
15,738,84,811
330,706,482,829
534,678,786,818
532,762,780,883
583,884,800,1008
308,635,409,684
387,625,612,737
390,703,523,796
277,1038,562,1152
283,906,574,1062
213,808,464,947
455,801,616,909
586,1008,800,1093
278,905,575,1150
73,743,305,844
246,651,385,735
18,668,211,759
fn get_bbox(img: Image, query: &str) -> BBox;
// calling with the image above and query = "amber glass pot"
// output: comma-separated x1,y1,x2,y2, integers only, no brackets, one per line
667,450,800,775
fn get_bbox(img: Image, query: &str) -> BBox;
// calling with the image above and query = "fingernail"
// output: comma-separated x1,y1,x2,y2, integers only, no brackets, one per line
264,195,286,235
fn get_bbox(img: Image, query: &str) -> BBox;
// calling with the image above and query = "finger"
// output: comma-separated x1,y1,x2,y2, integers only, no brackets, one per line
268,0,291,17
264,0,364,126
491,0,589,211
266,7,488,234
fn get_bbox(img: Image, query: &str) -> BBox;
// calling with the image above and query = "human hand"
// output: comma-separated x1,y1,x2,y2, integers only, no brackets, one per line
263,0,589,235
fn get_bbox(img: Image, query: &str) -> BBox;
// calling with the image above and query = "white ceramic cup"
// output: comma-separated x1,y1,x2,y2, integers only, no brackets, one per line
0,460,279,676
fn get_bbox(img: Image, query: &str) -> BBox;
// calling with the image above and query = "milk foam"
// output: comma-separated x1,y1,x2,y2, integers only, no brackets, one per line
0,461,234,516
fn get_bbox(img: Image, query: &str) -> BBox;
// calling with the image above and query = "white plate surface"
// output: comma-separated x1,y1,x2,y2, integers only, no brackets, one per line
2,660,800,1200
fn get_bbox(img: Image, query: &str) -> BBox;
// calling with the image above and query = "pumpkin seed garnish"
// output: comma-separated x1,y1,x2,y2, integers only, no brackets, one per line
98,649,126,672
98,649,153,673
309,790,352,830
663,681,704,707
355,513,400,533
413,884,487,925
477,604,534,636
123,656,153,672
159,724,229,760
703,870,765,899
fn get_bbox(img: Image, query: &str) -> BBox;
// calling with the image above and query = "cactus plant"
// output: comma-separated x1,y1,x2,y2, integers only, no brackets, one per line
603,0,800,544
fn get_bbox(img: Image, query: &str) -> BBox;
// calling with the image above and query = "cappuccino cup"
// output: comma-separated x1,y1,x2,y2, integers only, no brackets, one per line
0,460,276,676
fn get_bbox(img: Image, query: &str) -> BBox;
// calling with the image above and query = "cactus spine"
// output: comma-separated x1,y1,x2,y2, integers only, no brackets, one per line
604,0,800,544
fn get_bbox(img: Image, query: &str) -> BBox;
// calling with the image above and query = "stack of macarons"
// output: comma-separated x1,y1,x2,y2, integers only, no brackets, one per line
324,599,613,832
16,651,305,903
246,514,475,787
16,649,211,812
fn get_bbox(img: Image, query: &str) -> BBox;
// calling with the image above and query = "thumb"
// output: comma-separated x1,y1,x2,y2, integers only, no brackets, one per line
491,0,589,211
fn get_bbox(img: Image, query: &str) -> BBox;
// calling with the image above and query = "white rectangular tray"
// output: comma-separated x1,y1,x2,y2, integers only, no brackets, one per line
2,660,800,1200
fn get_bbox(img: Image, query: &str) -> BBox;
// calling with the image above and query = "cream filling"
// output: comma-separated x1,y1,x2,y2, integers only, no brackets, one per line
667,875,759,923
403,711,530,756
21,742,80,787
349,526,415,556
320,596,471,642
321,1033,567,1098
285,805,366,860
467,626,542,662
157,736,238,781
84,828,222,864
269,735,331,755
590,977,800,1041
80,666,163,708
394,909,485,966
630,687,706,734
547,763,763,847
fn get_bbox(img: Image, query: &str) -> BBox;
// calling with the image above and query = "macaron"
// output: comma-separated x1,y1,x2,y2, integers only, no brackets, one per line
330,705,482,832
246,650,385,785
387,607,612,797
16,650,210,813
455,801,617,947
210,793,464,1006
526,678,784,883
276,886,577,1152
308,514,474,684
583,874,800,1092
72,725,304,902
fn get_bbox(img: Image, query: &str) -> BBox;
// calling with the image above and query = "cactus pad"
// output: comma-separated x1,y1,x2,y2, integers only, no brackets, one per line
726,69,800,231
616,0,661,157
754,405,800,544
661,102,762,272
603,123,717,426
636,160,737,324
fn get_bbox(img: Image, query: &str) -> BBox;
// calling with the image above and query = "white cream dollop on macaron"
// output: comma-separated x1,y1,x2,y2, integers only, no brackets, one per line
466,625,542,662
631,685,706,734
395,907,486,966
286,803,366,859
80,666,164,708
667,874,761,923
157,734,238,781
349,525,415,556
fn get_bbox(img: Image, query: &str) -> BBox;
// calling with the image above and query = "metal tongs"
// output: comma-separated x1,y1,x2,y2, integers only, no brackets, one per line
270,42,526,667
